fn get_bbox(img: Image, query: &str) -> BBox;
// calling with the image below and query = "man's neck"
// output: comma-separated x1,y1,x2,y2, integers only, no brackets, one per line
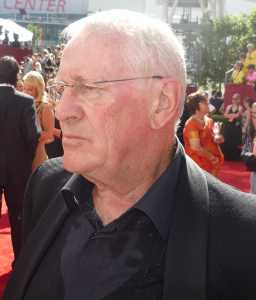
91,149,172,225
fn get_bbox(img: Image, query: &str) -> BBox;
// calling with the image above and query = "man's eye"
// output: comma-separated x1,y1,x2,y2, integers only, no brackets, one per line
78,85,97,93
83,85,96,90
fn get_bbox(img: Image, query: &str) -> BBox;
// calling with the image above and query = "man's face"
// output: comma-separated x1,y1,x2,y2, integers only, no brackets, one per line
55,35,154,180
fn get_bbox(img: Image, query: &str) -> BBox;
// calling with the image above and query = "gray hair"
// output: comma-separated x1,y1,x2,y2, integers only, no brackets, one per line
66,9,186,116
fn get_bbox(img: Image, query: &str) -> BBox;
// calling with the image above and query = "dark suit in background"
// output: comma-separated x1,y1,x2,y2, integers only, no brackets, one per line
0,85,40,259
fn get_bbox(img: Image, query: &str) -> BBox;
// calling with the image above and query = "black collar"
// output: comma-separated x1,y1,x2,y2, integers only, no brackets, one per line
134,140,182,240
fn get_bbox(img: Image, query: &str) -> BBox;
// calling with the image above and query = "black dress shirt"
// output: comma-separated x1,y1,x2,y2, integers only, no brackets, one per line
24,143,182,300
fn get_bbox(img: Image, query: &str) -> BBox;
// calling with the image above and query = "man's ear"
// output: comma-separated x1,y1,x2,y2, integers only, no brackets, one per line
150,81,181,129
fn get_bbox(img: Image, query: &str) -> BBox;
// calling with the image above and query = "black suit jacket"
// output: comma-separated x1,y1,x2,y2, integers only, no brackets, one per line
3,149,256,300
0,86,40,184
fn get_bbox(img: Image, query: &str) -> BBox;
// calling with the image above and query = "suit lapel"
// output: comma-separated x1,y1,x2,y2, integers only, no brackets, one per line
3,191,69,300
163,154,209,300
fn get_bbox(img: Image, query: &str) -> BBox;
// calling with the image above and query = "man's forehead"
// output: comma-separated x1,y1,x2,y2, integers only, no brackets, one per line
60,37,130,80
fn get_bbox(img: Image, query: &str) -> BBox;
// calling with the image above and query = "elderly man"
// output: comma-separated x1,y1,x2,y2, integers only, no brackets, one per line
3,10,256,300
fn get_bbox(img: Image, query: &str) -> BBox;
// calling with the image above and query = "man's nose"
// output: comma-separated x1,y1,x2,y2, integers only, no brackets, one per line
55,97,83,122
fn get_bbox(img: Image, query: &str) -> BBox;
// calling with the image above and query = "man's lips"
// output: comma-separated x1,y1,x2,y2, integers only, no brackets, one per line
62,134,86,140
62,134,88,146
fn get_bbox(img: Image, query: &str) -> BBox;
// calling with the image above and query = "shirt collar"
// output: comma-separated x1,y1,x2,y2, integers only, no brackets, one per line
134,139,182,240
61,138,183,240
61,173,93,210
0,83,15,90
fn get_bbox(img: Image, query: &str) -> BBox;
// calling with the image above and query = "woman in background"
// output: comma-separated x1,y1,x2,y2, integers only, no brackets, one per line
183,92,224,177
242,97,255,142
23,71,55,171
231,61,245,84
242,102,256,193
222,93,243,161
245,64,256,86
45,78,63,158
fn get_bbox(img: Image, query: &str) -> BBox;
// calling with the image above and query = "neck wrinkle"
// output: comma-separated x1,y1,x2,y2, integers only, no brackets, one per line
91,147,172,224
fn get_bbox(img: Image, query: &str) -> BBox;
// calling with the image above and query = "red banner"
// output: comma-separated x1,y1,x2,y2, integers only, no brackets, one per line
0,45,32,63
224,84,256,108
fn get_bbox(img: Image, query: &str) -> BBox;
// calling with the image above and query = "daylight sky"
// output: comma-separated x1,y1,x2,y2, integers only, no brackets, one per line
226,0,256,15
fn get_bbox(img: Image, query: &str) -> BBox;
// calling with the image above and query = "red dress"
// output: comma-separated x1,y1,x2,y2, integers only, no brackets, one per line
183,116,224,176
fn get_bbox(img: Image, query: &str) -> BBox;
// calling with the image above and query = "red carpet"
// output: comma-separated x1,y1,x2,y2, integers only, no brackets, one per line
218,160,250,193
0,161,251,298
0,200,13,299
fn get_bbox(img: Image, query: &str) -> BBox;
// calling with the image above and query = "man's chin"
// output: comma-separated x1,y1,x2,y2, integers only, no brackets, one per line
62,154,101,175
62,155,82,173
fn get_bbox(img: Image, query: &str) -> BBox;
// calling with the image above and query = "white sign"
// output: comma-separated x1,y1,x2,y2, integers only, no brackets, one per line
0,0,88,14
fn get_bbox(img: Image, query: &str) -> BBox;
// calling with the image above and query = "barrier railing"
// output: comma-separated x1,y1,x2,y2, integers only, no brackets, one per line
0,45,32,63
224,84,256,107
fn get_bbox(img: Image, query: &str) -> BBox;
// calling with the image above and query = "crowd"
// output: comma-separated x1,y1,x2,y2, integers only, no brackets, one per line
226,43,256,86
0,44,64,259
19,44,64,84
16,44,65,164
1,9,256,300
178,87,256,191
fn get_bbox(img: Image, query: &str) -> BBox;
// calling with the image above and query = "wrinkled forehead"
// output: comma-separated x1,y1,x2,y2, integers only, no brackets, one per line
59,31,133,80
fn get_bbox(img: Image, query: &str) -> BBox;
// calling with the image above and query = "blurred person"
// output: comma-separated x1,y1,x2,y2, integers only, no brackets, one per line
245,64,256,86
31,54,42,73
201,91,215,114
45,80,63,158
11,33,20,48
238,53,248,75
2,31,9,46
209,90,216,101
23,71,55,171
54,45,62,67
176,97,190,145
244,43,256,68
22,56,33,75
41,48,54,74
222,93,243,160
231,61,245,84
45,117,63,158
4,10,256,300
33,61,42,73
242,96,255,140
209,90,224,115
183,92,224,177
16,79,24,92
241,103,256,193
0,56,40,259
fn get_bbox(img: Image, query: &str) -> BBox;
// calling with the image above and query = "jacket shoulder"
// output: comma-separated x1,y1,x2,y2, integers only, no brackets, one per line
206,173,256,295
14,90,34,104
206,172,256,216
23,158,72,239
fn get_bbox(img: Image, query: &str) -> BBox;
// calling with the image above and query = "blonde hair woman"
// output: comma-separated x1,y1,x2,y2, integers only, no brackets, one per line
23,71,55,171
